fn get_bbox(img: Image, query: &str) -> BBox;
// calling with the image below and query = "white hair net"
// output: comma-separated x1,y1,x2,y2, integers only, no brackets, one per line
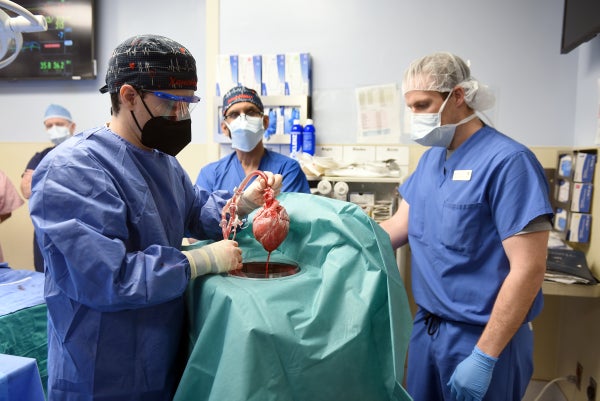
402,52,495,111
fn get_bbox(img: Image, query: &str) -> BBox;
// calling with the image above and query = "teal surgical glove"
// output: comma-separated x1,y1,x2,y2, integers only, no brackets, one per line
182,240,242,278
447,346,498,401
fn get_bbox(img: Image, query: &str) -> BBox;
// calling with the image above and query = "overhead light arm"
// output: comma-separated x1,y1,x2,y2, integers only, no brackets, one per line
0,0,47,69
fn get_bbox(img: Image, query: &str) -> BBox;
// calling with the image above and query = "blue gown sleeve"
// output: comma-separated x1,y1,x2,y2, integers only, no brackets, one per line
281,161,311,194
195,163,216,191
185,185,231,239
29,152,224,312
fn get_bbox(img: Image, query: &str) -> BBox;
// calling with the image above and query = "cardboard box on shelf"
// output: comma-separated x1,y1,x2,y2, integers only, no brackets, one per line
216,54,239,97
571,183,593,213
238,54,262,94
573,151,597,183
285,53,311,96
261,54,286,96
567,212,592,243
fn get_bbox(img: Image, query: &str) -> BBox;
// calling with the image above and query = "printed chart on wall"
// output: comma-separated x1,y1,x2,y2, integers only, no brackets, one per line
355,84,403,144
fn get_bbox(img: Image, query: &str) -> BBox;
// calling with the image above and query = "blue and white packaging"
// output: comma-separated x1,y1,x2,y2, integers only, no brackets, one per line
283,107,300,134
557,154,572,178
264,108,277,140
573,152,597,182
302,119,315,156
289,119,303,157
285,53,311,96
216,54,239,97
570,183,593,213
276,106,286,135
238,54,262,94
555,179,570,204
567,213,591,243
553,208,568,232
262,54,286,96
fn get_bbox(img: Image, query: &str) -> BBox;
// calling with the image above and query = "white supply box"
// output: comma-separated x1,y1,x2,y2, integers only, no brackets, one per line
568,213,591,243
216,54,239,96
238,54,262,94
570,183,593,213
262,54,286,96
573,152,597,182
285,53,311,96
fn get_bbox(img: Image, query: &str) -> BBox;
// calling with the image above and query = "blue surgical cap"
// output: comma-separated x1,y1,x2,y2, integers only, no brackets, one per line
222,86,264,115
44,104,73,122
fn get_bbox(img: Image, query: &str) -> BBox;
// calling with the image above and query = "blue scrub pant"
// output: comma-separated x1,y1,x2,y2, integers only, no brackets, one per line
406,309,534,401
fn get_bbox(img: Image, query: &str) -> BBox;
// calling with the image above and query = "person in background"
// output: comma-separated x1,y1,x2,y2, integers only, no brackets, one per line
196,85,310,194
0,169,24,264
379,52,553,401
20,104,76,272
29,34,281,401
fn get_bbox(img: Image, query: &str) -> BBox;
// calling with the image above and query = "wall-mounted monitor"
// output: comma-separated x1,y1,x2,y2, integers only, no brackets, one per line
561,0,600,54
0,0,96,80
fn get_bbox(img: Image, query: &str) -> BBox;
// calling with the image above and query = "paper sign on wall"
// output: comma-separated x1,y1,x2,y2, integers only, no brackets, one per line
355,84,402,144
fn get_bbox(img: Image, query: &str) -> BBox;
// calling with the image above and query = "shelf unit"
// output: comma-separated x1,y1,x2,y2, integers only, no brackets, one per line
542,148,599,298
308,175,402,224
307,175,403,184
542,281,600,298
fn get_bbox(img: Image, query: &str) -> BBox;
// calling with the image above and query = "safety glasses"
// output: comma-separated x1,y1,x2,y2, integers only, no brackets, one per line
141,90,201,121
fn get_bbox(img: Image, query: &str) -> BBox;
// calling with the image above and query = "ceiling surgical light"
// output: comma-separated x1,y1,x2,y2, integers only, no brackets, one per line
0,0,47,69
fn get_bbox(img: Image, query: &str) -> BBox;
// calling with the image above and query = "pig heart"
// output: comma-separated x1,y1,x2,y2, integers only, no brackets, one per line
252,192,289,252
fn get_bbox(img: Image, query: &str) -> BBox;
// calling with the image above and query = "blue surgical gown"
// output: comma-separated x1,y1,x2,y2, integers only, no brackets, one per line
29,127,228,401
195,148,311,194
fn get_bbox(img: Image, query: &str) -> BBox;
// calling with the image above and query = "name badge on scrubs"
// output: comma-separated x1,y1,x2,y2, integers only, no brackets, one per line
452,169,472,181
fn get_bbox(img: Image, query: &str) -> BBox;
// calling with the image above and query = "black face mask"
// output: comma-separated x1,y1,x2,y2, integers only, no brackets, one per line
131,94,192,156
138,116,191,156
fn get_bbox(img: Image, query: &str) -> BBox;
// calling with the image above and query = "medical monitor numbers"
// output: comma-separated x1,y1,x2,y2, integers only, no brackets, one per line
0,0,95,80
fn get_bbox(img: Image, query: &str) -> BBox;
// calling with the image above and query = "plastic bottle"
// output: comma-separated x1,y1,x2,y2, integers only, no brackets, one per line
302,119,315,156
290,119,303,157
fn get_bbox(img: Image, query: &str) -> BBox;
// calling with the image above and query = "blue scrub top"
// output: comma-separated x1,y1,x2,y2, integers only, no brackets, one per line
29,127,229,401
401,126,553,325
195,149,310,194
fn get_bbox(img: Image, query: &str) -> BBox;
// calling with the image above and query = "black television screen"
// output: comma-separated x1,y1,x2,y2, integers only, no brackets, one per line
561,0,600,54
0,0,96,80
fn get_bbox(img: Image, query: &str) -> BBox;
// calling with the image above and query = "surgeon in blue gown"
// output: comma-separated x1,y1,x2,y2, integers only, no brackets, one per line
380,52,553,401
196,85,310,194
29,34,281,401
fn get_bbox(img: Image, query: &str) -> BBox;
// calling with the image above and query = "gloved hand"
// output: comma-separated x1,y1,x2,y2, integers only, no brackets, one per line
238,171,283,216
447,346,498,401
182,240,242,278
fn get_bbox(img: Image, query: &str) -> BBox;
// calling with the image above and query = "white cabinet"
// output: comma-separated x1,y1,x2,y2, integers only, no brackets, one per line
309,176,401,223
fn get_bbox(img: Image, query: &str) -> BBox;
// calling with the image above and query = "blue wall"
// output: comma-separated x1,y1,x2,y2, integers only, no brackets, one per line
573,39,600,146
0,0,598,147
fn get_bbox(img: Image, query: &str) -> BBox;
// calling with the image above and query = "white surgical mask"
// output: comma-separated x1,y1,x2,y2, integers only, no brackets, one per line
410,92,477,148
47,125,71,146
226,115,265,152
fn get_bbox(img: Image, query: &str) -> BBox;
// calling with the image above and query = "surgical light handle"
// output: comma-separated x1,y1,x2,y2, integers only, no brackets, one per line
0,0,47,69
